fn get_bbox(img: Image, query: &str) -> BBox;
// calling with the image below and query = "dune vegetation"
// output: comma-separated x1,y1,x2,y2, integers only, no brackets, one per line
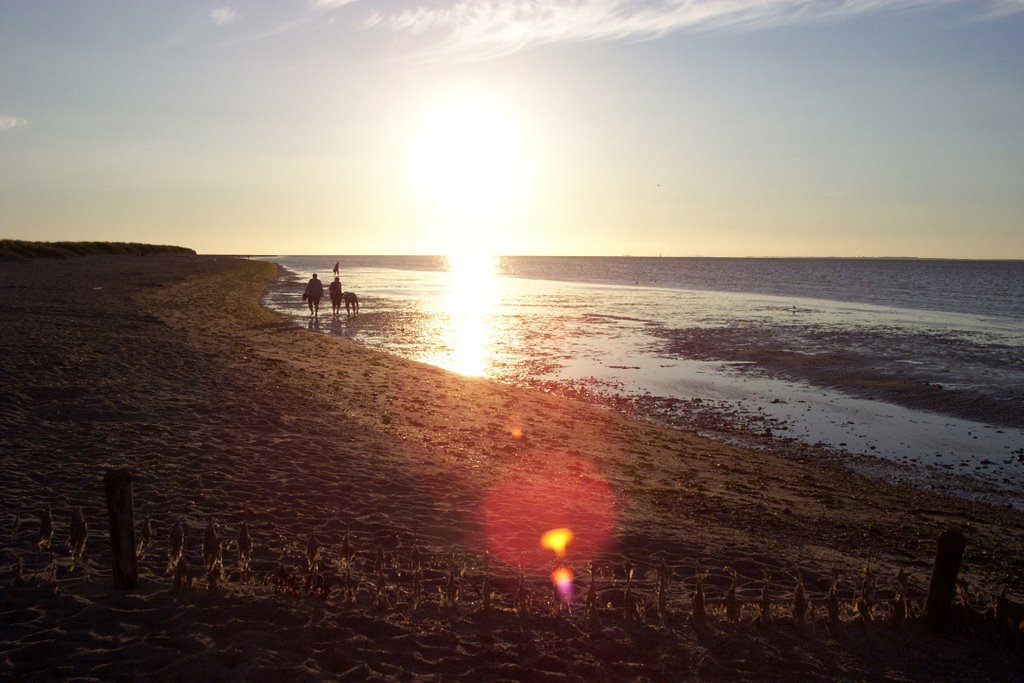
0,239,195,259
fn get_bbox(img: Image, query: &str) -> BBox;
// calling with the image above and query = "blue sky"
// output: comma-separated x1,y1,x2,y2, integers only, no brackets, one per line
2,1,1022,257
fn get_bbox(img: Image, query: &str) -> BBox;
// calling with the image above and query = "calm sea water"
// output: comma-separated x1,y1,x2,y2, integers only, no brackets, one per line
270,255,1024,318
259,255,1024,506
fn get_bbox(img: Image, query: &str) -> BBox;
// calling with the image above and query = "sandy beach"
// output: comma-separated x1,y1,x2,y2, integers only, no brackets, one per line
2,254,1022,681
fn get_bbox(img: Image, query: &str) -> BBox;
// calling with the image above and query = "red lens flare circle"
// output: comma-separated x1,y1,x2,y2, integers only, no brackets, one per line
481,451,616,571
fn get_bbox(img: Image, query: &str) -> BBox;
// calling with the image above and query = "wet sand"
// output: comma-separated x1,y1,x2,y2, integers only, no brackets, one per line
1,254,1022,681
261,260,1024,505
654,323,1024,430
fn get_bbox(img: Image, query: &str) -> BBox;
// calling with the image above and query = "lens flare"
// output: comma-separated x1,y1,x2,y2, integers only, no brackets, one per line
541,528,573,557
551,565,574,601
482,451,616,571
507,415,525,440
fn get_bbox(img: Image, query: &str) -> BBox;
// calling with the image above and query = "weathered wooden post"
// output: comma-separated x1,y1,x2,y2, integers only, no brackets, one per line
925,529,966,632
104,469,139,589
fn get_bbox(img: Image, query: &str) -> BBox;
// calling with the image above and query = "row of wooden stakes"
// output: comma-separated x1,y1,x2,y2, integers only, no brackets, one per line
14,502,1024,642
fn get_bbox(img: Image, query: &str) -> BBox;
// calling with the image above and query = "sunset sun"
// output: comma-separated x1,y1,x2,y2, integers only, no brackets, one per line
412,93,526,252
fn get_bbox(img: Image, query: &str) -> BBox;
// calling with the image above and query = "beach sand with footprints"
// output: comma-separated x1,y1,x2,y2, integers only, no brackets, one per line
2,253,1022,681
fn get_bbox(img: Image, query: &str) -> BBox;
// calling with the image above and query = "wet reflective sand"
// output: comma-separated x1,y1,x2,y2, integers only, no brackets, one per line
263,256,1024,506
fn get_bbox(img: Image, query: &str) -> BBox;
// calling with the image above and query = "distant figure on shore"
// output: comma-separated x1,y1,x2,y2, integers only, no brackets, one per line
329,276,343,317
333,261,340,278
303,273,324,317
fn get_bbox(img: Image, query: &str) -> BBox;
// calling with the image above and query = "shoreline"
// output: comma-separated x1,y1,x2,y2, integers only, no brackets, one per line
264,259,1024,509
2,254,1023,680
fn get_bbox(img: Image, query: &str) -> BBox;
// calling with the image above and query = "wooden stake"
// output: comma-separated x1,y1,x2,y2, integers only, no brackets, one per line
104,469,139,590
925,529,966,632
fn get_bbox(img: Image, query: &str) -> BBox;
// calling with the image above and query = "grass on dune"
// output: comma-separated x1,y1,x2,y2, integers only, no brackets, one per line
0,239,196,259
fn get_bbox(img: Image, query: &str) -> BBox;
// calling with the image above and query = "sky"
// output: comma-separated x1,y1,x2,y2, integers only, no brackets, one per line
2,1,1023,258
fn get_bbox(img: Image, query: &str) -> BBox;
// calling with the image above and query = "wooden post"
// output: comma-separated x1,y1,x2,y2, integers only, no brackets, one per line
104,469,139,590
925,529,966,632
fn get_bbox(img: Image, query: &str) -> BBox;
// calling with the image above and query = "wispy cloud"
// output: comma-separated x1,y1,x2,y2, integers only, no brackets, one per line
979,0,1024,16
210,7,238,26
363,0,1024,59
309,0,361,8
0,116,28,132
233,17,316,43
225,1,357,43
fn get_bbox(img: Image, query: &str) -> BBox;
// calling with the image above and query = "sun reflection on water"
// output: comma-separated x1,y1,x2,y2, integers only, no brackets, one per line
426,253,501,377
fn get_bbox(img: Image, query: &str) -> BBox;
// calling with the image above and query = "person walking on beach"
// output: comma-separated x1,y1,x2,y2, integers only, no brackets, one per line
303,273,324,317
333,261,340,278
329,276,343,317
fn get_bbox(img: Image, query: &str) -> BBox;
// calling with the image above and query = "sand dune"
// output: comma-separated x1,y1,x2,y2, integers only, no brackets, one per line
1,254,1021,681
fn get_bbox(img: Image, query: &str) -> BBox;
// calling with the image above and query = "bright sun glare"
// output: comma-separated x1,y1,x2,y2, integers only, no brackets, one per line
412,93,525,251
427,253,501,377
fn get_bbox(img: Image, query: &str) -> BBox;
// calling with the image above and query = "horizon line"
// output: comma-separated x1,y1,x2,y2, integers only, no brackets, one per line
216,253,1024,262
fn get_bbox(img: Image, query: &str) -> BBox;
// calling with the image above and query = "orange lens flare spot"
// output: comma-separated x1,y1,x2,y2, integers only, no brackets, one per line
551,565,574,602
551,566,574,589
506,415,525,440
541,528,573,557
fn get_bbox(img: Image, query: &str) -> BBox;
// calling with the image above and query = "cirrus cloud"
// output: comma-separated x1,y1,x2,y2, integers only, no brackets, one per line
363,0,1024,59
210,7,238,25
0,116,28,132
309,0,360,7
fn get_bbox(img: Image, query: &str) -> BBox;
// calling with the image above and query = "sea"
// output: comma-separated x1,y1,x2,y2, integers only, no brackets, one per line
258,256,1024,507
